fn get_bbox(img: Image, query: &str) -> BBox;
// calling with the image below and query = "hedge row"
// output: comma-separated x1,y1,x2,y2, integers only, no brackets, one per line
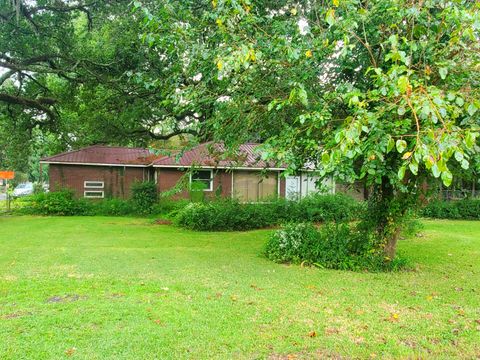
17,187,187,216
174,194,364,231
421,199,480,220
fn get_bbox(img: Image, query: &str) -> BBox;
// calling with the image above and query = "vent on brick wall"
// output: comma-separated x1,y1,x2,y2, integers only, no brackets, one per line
84,181,104,189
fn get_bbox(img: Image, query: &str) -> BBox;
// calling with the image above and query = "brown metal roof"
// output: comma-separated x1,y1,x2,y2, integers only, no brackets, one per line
40,145,156,166
152,142,285,169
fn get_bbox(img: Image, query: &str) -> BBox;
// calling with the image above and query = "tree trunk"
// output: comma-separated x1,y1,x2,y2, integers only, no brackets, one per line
374,179,402,260
384,226,401,260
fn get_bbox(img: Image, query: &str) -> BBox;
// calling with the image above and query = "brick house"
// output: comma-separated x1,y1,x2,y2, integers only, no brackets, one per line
40,142,334,201
40,146,155,199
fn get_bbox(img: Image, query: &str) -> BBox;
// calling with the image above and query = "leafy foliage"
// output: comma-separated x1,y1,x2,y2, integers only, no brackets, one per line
421,199,480,220
174,200,276,231
137,0,479,258
22,190,90,216
131,181,158,214
174,194,361,231
265,222,408,272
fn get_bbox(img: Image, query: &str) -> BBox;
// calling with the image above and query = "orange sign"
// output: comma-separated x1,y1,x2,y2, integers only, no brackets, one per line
0,171,14,180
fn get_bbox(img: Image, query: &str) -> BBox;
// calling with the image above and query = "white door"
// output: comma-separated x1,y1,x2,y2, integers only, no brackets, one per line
285,176,300,200
301,175,318,198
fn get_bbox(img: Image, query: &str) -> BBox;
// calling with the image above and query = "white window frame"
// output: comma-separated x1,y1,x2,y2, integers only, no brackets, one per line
84,190,104,199
190,169,213,191
84,181,104,189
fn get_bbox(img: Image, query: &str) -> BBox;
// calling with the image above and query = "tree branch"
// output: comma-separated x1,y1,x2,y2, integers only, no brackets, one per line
0,93,56,118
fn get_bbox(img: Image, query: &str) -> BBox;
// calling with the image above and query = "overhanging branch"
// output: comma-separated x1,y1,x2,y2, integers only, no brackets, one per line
0,93,56,118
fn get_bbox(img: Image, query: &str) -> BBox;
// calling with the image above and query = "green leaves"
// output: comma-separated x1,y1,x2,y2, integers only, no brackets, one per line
325,9,336,26
438,67,448,80
465,132,477,149
441,170,453,187
467,103,478,116
397,76,410,94
289,86,309,107
408,162,418,176
396,139,407,153
387,137,395,153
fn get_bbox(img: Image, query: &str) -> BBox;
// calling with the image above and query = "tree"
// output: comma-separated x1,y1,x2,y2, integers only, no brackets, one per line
140,0,479,259
0,0,219,170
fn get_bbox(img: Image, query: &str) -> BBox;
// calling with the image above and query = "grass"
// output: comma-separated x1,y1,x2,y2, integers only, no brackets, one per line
0,216,479,359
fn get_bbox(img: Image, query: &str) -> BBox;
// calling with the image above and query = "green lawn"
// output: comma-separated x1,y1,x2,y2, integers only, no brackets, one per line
0,217,479,359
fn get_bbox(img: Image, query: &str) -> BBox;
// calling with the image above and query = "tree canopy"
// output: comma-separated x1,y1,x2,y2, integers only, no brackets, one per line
0,0,220,174
136,0,479,256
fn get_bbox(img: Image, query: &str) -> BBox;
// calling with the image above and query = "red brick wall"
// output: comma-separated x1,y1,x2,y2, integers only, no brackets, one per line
49,164,150,199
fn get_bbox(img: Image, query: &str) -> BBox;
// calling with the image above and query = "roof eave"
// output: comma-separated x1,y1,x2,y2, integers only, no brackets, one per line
39,161,150,167
151,164,286,171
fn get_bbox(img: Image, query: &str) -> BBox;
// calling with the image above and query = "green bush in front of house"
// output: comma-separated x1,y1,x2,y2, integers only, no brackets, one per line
174,194,363,231
131,181,158,214
174,200,278,231
421,198,480,220
21,190,92,216
91,198,136,216
296,193,364,223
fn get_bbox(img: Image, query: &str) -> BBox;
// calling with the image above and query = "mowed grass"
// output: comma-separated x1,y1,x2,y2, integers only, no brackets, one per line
0,217,479,359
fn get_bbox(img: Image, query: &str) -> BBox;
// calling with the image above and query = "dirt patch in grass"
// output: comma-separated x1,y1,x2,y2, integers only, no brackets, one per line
2,311,32,319
46,294,88,303
154,219,173,225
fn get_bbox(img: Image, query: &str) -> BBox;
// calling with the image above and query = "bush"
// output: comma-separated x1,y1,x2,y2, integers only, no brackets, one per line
296,193,363,223
421,199,480,220
264,223,321,263
22,190,91,216
152,198,189,217
90,198,136,216
174,200,278,231
174,194,362,231
131,181,158,214
33,182,45,194
265,222,408,272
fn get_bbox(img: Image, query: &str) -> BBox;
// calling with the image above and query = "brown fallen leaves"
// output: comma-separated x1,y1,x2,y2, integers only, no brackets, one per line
65,347,76,356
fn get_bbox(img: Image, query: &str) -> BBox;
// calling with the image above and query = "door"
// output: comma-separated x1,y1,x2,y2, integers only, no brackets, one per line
286,176,301,200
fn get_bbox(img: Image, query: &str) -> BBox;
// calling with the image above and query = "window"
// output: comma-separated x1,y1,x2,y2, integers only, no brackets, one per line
190,170,213,191
84,191,104,198
84,181,104,189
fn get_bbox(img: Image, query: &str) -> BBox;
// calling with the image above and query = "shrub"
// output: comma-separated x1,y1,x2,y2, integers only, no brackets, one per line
264,223,320,263
22,190,91,216
265,222,408,272
174,194,362,231
33,182,45,194
296,193,363,223
421,199,480,220
189,181,206,202
152,198,189,217
174,200,278,231
90,198,135,216
131,181,158,214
